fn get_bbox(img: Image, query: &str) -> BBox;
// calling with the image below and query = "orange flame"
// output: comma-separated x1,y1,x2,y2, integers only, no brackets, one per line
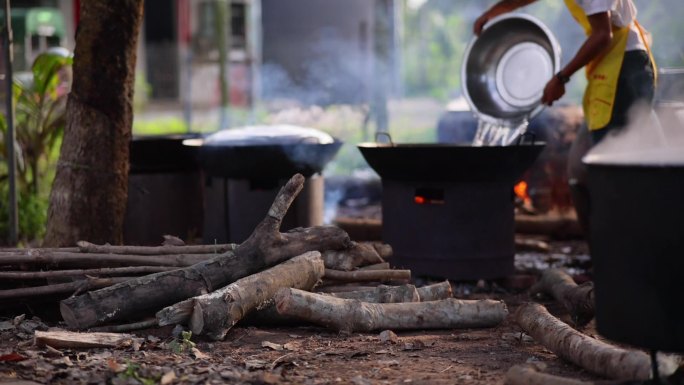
414,196,426,204
514,181,532,205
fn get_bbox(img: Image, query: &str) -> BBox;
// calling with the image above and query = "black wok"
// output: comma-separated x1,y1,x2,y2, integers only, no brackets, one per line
357,142,545,184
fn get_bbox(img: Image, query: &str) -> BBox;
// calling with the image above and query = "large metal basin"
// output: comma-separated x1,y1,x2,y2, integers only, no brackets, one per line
462,14,561,124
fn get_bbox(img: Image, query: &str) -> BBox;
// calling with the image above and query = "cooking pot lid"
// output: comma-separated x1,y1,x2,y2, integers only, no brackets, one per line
185,125,335,147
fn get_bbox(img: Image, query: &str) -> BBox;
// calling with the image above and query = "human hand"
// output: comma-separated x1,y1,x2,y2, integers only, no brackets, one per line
541,76,566,106
473,12,492,36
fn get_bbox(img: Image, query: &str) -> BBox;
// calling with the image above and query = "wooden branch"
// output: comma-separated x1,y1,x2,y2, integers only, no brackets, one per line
323,269,410,282
364,242,392,259
322,241,385,271
514,303,679,381
34,330,143,349
315,285,376,293
331,284,419,303
529,269,595,326
89,318,158,333
0,266,177,279
358,262,391,271
0,277,133,300
77,241,236,255
417,281,453,301
0,251,211,268
59,174,351,329
505,364,602,385
275,288,508,332
156,251,324,341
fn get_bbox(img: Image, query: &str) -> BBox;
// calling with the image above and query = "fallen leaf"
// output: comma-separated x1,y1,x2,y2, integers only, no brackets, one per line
190,347,210,360
283,342,300,351
244,359,269,370
0,352,28,362
377,359,400,367
379,330,398,344
261,341,284,351
160,370,177,385
107,358,126,373
402,340,426,351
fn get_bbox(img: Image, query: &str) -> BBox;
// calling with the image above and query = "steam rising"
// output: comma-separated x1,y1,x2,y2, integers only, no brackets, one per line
584,103,684,165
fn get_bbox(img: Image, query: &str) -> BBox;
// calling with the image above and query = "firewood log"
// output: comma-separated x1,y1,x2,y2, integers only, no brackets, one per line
529,269,594,326
59,174,351,329
0,251,210,268
331,284,419,303
76,241,236,255
323,269,410,282
358,262,390,271
322,241,385,271
275,288,507,332
34,330,143,349
0,266,176,279
514,303,679,381
416,281,452,301
0,277,133,300
156,251,325,340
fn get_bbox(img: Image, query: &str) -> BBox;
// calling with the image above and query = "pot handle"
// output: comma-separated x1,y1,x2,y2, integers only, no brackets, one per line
375,132,394,146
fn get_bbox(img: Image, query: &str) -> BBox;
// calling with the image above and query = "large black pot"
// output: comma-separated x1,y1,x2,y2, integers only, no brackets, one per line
587,160,684,352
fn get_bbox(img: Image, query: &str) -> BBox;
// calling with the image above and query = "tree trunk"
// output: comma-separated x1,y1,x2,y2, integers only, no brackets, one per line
417,281,453,301
529,269,594,326
514,303,679,381
275,288,508,332
43,0,144,247
59,175,350,329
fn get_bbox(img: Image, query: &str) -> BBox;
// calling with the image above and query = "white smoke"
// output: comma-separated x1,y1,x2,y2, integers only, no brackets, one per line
583,102,684,165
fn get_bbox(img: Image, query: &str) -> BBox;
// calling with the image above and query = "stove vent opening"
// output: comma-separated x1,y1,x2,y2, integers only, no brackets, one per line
414,187,445,205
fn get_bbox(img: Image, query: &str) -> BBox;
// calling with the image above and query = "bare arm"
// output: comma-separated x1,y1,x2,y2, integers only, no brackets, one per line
473,0,539,35
542,12,613,105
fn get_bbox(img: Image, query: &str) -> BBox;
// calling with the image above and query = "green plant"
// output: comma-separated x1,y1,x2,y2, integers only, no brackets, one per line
0,48,72,243
168,330,196,354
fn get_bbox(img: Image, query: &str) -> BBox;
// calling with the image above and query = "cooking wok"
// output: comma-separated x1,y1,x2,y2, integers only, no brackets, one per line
357,142,545,184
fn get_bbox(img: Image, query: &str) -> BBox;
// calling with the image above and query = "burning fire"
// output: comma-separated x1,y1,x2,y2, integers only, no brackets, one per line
514,181,532,206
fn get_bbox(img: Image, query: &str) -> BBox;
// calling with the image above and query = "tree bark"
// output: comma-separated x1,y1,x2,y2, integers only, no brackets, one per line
514,303,679,381
76,241,236,255
43,0,144,247
59,175,350,329
156,251,324,339
529,269,594,326
275,288,508,332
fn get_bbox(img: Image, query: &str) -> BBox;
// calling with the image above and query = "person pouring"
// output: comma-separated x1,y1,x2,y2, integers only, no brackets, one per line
474,0,657,234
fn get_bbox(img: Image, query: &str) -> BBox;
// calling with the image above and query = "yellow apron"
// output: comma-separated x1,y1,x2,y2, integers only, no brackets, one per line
563,0,656,130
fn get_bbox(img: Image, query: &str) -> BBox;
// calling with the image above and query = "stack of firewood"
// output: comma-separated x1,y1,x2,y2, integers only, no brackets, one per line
0,174,508,340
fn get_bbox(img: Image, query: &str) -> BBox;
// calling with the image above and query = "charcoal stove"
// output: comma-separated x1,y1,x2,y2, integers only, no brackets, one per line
358,141,544,280
185,125,342,243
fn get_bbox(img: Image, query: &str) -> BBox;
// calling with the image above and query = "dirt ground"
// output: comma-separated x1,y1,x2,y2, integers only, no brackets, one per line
0,241,609,385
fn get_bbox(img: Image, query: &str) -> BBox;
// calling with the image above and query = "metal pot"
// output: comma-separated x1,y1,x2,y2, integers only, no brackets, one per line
462,14,561,125
586,150,684,352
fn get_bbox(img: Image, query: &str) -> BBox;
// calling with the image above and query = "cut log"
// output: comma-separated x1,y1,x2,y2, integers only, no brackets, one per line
0,251,210,268
504,364,601,385
89,319,158,333
514,302,679,381
0,266,176,280
365,242,392,259
322,241,385,271
529,269,594,326
34,330,143,349
76,241,237,255
156,251,324,340
275,288,508,332
0,277,133,300
315,285,376,293
332,284,419,303
323,269,410,282
59,174,350,329
416,281,453,301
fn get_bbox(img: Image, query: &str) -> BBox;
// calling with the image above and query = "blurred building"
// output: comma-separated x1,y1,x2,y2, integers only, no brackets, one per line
14,0,400,109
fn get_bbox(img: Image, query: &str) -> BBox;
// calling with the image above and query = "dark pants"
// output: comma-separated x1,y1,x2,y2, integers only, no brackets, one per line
568,50,655,235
